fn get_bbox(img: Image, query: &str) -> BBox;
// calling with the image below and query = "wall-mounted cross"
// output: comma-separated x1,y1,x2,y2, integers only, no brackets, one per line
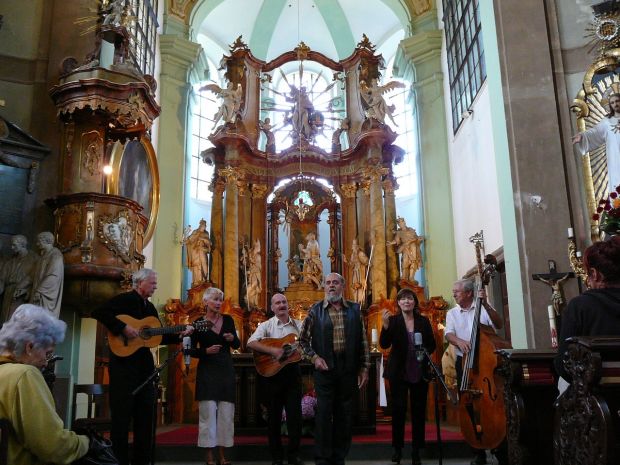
532,259,574,317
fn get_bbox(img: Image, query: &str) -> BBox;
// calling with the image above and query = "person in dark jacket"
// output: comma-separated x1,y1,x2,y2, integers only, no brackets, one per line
380,288,436,465
555,236,620,380
299,272,370,465
93,268,193,465
190,286,240,465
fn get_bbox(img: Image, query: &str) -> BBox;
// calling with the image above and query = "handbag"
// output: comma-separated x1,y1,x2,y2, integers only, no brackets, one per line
72,430,119,465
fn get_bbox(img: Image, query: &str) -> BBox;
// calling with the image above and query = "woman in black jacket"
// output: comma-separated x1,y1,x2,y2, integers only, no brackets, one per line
380,288,436,465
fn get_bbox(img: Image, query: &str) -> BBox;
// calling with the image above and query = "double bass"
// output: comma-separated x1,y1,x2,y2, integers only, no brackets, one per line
459,237,511,451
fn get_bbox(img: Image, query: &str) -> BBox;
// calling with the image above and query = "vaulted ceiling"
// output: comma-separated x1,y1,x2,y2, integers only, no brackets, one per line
191,0,411,72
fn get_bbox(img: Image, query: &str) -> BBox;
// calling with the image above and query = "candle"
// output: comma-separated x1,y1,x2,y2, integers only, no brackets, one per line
371,328,378,344
548,305,558,348
576,251,582,258
567,227,574,238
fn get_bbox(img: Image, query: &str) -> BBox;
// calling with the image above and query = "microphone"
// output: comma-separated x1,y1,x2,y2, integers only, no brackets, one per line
183,336,192,375
414,332,424,362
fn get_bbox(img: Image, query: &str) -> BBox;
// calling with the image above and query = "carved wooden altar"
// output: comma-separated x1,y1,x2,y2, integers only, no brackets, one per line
553,336,620,465
497,349,557,465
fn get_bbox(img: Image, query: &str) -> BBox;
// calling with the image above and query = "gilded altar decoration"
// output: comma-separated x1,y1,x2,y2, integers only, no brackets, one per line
585,1,620,56
98,209,134,263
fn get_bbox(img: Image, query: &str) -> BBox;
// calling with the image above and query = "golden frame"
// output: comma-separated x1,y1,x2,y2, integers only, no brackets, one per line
107,136,160,245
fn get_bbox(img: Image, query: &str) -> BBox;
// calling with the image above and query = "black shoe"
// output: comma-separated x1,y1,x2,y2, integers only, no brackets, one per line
272,461,283,465
412,448,421,465
470,456,487,465
391,448,402,463
288,459,304,465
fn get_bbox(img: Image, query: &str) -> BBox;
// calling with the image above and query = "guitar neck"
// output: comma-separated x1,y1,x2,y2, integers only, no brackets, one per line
145,324,186,337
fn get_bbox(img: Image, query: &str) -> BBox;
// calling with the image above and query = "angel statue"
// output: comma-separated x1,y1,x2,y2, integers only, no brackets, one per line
360,78,405,126
200,81,243,127
573,82,620,193
102,0,125,27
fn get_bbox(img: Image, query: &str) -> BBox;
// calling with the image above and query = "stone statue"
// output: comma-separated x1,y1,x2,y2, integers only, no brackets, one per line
573,89,620,192
29,232,64,317
259,117,276,153
286,85,314,141
388,218,424,283
184,219,212,286
102,0,124,27
359,78,405,126
246,239,262,308
286,255,302,283
299,232,323,289
0,235,37,322
344,238,369,305
331,117,349,152
200,81,243,127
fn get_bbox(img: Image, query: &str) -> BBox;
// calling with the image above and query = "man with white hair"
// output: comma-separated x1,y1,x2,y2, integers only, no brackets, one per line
299,273,370,465
93,268,193,465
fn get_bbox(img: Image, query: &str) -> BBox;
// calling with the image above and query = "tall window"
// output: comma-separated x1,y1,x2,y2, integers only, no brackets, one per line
127,0,158,76
443,0,486,132
189,83,218,201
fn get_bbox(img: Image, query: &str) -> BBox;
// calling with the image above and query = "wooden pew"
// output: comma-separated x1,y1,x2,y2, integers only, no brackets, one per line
497,348,558,465
554,336,620,465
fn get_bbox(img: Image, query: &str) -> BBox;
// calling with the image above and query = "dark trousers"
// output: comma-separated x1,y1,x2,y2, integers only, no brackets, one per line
266,364,302,462
313,355,356,465
110,377,156,465
389,378,429,451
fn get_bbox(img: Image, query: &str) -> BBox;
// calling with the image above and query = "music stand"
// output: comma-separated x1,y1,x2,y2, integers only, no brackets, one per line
132,347,182,465
419,347,457,465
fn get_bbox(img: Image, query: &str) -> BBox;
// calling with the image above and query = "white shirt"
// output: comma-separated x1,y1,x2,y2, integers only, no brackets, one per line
247,315,301,343
444,302,495,357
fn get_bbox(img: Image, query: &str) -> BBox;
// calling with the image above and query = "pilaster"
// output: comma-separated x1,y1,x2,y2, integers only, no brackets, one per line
396,26,457,301
152,34,201,307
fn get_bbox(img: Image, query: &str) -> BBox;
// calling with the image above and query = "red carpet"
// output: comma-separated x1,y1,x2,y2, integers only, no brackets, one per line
156,423,463,446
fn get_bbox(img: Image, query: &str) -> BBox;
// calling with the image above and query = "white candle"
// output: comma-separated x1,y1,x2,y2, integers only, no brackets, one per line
548,305,558,348
567,227,574,238
371,328,378,344
576,251,582,258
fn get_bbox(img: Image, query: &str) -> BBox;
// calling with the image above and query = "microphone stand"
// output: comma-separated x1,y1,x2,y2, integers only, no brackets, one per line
132,347,182,465
419,347,456,465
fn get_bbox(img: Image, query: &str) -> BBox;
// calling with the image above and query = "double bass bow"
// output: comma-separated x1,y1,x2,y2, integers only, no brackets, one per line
459,233,511,451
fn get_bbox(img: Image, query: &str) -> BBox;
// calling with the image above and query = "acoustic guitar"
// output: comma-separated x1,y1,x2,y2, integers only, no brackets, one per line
107,314,212,357
252,333,303,377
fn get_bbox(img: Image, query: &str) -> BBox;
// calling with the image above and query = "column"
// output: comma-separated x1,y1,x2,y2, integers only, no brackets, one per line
151,35,202,306
251,183,268,308
220,166,244,304
383,177,399,300
339,183,358,295
209,178,225,288
364,165,389,303
395,15,457,300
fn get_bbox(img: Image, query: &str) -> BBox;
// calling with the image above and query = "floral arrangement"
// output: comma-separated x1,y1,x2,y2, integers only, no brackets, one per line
593,185,620,234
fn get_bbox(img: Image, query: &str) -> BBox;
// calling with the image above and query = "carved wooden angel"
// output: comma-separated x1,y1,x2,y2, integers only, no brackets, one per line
200,81,243,126
360,78,405,126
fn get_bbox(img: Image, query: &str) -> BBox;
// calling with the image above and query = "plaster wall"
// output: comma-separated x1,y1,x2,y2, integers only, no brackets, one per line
441,83,503,277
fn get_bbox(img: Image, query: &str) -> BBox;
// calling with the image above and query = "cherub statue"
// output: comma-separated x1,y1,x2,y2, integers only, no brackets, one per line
360,78,405,126
200,81,243,127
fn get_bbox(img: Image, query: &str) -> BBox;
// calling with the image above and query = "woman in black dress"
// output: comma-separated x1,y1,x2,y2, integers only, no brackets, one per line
191,287,240,465
380,288,436,465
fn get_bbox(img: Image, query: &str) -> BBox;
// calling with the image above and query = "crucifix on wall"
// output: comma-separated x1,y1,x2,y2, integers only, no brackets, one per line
532,260,574,317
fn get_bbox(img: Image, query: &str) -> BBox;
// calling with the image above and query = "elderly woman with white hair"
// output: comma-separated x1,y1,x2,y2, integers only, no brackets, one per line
0,304,90,465
189,286,240,465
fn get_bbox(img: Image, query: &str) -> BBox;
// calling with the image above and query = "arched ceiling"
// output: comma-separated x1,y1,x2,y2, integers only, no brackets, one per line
191,0,410,73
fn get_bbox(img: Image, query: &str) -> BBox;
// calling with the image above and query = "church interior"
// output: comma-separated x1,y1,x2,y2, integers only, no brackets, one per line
2,0,620,462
